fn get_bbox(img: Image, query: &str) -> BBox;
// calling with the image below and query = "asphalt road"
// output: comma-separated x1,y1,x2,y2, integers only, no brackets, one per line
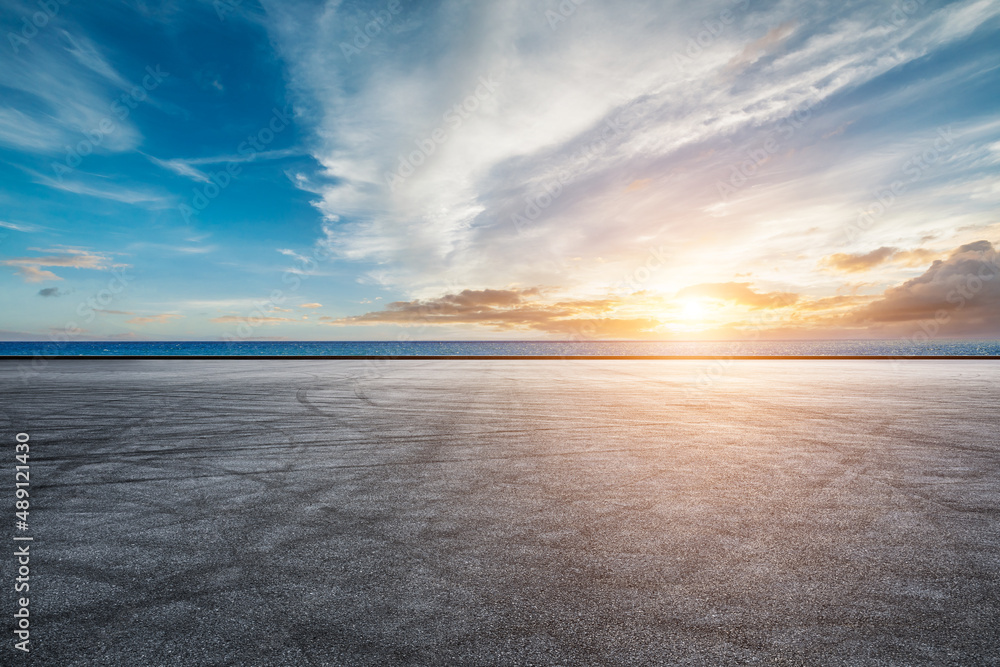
1,359,998,665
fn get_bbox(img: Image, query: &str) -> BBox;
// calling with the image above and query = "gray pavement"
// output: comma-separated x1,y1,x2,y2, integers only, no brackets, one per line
1,359,999,665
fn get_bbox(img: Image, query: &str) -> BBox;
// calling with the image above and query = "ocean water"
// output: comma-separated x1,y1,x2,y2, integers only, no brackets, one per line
1,340,999,356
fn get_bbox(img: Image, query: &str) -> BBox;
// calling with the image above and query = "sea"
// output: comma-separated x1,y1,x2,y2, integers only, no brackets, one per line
1,340,999,356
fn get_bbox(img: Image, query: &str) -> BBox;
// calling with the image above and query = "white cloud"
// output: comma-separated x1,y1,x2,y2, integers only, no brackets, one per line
148,157,213,183
0,220,43,233
26,170,171,206
1,247,116,282
262,0,1000,304
0,19,142,154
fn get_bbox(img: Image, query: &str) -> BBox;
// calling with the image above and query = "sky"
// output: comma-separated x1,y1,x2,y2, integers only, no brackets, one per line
1,0,999,342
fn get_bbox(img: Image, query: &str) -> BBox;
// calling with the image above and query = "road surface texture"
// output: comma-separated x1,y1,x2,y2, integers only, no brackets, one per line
1,359,998,665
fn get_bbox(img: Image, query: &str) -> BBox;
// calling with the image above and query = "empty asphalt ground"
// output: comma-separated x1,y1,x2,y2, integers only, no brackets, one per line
1,359,998,666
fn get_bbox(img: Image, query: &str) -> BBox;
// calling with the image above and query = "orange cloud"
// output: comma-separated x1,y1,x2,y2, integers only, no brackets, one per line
13,266,62,282
796,295,870,312
822,247,940,273
329,288,661,337
675,282,798,309
127,314,184,325
822,247,898,272
210,315,297,325
2,249,115,282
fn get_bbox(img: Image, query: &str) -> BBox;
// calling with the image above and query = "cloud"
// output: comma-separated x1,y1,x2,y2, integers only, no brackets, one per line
15,267,62,283
849,241,1000,334
822,247,940,272
796,295,870,311
259,0,1000,308
127,314,184,325
728,21,797,69
152,148,299,171
60,30,131,89
126,241,217,255
675,283,799,309
0,221,43,233
4,249,112,269
4,1,997,341
27,171,171,206
2,248,115,281
209,315,297,324
0,21,141,154
298,302,323,308
328,287,661,337
37,287,68,297
148,157,212,184
822,247,899,272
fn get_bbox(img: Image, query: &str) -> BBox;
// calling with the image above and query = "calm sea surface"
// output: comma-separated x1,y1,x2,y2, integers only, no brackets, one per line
1,340,999,356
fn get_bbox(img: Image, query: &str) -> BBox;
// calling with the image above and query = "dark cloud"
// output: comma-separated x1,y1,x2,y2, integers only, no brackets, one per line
437,288,540,308
37,287,67,297
330,288,660,337
675,282,798,309
850,241,1000,334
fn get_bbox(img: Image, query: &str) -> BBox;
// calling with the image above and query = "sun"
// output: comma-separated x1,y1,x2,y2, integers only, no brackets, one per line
678,297,709,322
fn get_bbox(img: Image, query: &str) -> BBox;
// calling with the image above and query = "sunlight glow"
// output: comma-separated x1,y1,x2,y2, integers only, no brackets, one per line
678,297,710,322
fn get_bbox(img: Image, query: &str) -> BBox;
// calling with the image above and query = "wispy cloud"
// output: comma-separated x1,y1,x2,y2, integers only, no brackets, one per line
148,157,212,184
263,0,1000,312
26,170,172,206
3,1,997,341
0,221,43,233
15,267,61,283
60,30,131,89
727,21,797,69
0,20,142,153
127,313,184,325
2,248,117,282
147,148,302,183
210,315,298,324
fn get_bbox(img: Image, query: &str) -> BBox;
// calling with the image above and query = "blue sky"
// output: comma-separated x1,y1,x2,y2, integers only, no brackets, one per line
1,0,999,341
